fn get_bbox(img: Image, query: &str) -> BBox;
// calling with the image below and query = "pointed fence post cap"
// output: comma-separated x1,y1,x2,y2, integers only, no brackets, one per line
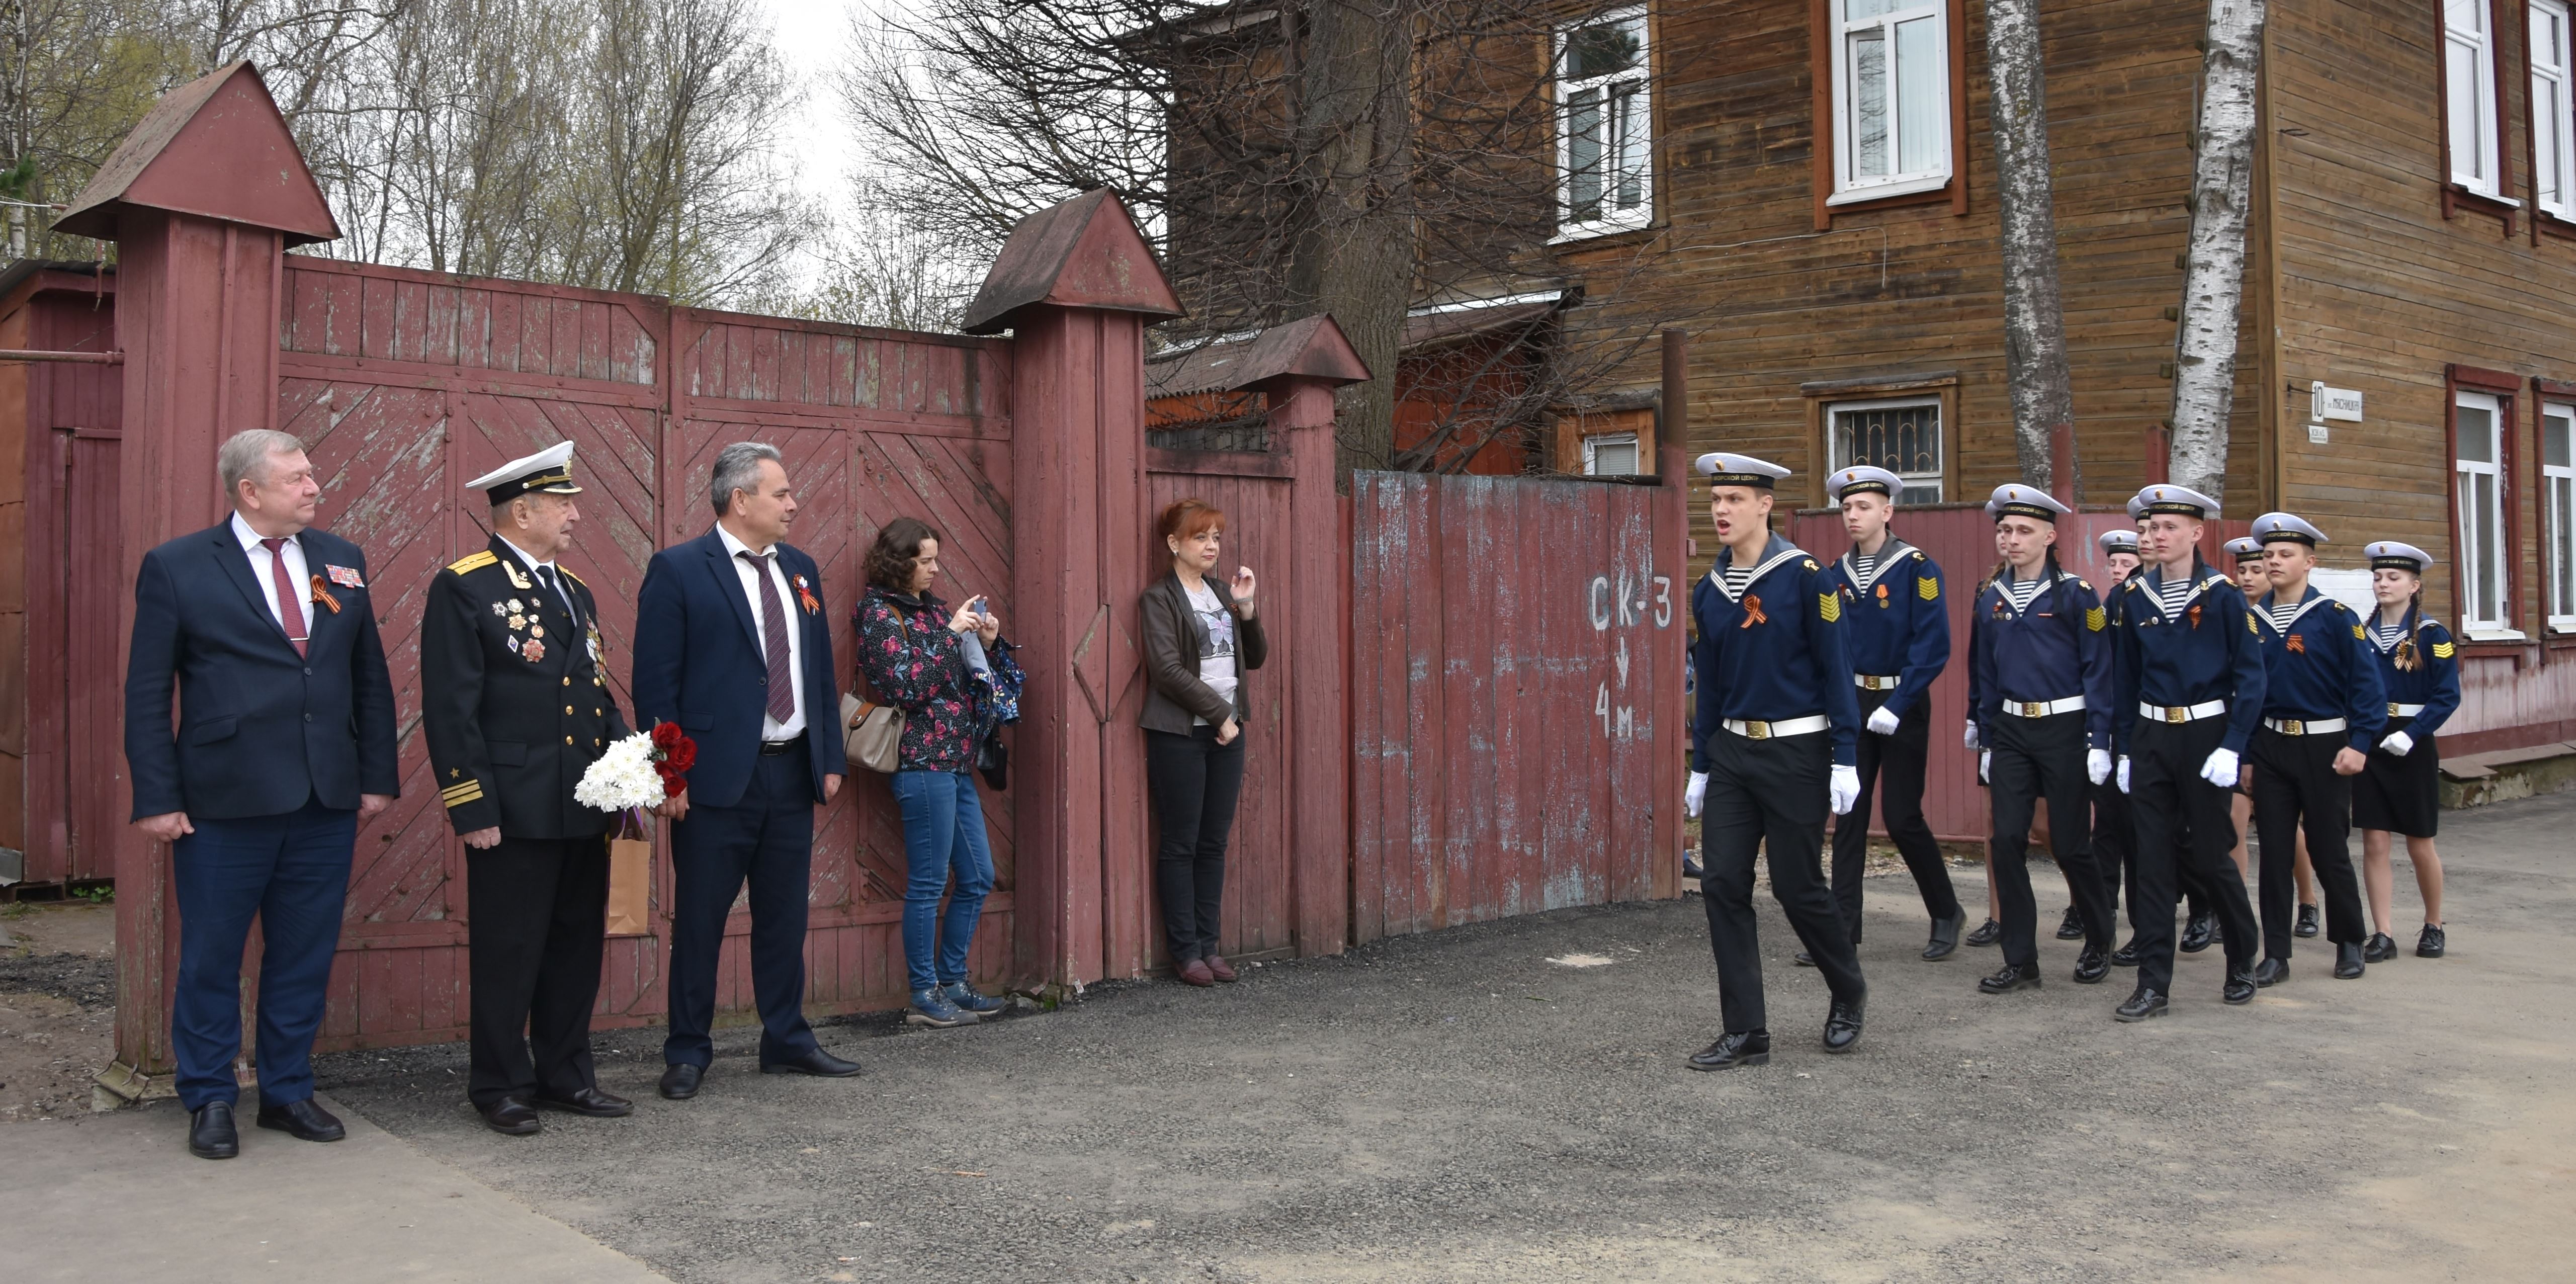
1145,313,1373,398
959,189,1184,335
52,61,339,246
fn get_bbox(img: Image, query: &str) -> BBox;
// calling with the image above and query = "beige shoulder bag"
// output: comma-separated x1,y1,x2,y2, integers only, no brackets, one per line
841,692,904,774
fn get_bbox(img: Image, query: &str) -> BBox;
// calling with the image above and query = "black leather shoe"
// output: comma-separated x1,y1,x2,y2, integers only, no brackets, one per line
1923,910,1966,961
2055,906,2086,940
2223,968,2258,1005
1686,1030,1770,1070
2111,937,2142,967
2252,957,2289,987
1822,995,1865,1053
479,1095,542,1136
535,1086,633,1118
2293,904,2321,938
658,1063,704,1100
2114,987,2168,1022
2334,941,2366,979
2363,931,2398,963
2180,913,2215,953
2073,949,2110,985
188,1100,239,1160
1978,962,2042,994
1792,950,1817,967
255,1097,346,1142
1965,918,2003,948
2416,924,2446,958
760,1047,862,1077
1681,855,1704,881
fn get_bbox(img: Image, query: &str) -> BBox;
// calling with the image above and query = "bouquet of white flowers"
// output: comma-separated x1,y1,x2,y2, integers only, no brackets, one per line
575,730,670,812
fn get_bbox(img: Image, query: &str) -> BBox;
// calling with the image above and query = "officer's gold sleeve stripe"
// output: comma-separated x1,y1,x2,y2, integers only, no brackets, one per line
447,550,498,574
1916,576,1938,601
441,782,481,801
442,784,484,808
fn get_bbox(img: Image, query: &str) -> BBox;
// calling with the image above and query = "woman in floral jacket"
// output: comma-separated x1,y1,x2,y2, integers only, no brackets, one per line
854,517,1015,1029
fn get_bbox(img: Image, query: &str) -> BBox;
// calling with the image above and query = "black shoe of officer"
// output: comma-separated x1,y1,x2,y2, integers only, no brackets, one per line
1682,855,1704,882
2293,903,2321,938
1686,1030,1770,1071
2073,949,2110,984
2054,906,2085,940
188,1100,239,1160
1923,910,1966,961
2416,924,2446,958
1822,995,1865,1054
2110,936,2142,967
1965,918,2003,948
2114,987,2168,1022
2252,957,2289,987
2363,931,2398,962
2179,912,2215,953
1978,962,2042,994
1792,950,1817,968
2223,968,2258,1005
2334,941,2366,979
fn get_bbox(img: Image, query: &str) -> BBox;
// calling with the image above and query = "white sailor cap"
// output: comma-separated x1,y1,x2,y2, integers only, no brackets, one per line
2130,484,2219,521
2252,511,2327,546
1695,452,1792,489
1984,483,2071,523
2224,536,2265,561
2098,528,2140,555
2365,540,2434,573
465,440,582,504
1827,465,1906,501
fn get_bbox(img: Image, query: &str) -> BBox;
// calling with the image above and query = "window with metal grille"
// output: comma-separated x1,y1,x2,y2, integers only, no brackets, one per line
1827,396,1943,503
1555,9,1651,238
1830,0,1951,202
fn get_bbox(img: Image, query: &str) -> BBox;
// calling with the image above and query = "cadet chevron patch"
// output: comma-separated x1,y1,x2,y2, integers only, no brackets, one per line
2246,611,2259,634
2432,641,2456,659
2086,607,2106,631
1917,576,1939,601
447,550,498,575
1819,591,1842,623
2353,623,2367,640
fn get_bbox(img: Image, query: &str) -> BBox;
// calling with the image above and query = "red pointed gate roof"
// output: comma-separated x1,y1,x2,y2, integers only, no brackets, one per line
53,61,340,246
960,189,1184,335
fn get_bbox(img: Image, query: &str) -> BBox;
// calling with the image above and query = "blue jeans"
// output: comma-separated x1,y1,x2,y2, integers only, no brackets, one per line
892,770,996,994
170,797,356,1110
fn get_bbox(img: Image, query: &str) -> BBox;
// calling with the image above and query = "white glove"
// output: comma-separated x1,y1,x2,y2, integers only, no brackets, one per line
2380,730,2415,757
1830,764,1861,815
2199,747,2240,789
2117,755,2131,794
2087,748,2112,786
1962,722,1983,750
1685,771,1708,819
1978,750,1991,785
1866,705,1901,736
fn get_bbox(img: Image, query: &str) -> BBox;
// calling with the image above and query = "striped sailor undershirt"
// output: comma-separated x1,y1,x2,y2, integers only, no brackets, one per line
2267,601,2304,632
1722,565,1755,598
2373,619,2407,650
2000,574,2044,613
2154,574,2193,618
1850,550,1879,584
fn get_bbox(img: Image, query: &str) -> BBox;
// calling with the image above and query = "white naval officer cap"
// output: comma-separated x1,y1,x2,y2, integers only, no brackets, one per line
2365,540,2434,573
2130,483,2220,521
1984,483,2070,523
1827,464,1906,501
2098,528,2140,554
465,440,582,504
2252,511,2328,546
2224,536,2265,561
1695,452,1792,489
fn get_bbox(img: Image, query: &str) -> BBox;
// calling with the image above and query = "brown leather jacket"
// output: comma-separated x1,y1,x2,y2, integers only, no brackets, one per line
1140,571,1268,733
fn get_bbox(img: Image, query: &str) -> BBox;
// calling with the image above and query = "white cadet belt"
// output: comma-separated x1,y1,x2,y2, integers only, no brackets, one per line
1723,715,1829,740
1854,673,1900,691
2263,717,2346,735
2139,700,2228,724
1998,696,2085,719
2388,702,2426,717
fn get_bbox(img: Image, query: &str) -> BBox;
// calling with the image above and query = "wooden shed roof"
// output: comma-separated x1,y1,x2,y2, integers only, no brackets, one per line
53,62,339,247
1146,313,1372,397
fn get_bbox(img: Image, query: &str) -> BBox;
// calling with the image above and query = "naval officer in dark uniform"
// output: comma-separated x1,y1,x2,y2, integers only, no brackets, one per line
2244,512,2382,985
2110,484,2264,1020
1963,485,2117,994
422,442,635,1134
1814,465,1964,965
1682,453,1867,1070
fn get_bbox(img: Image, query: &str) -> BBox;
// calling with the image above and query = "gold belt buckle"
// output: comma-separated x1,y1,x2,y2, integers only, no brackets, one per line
1745,720,1771,740
2164,706,2186,724
2282,720,2303,736
2386,702,2401,718
1868,676,1891,690
2020,701,2045,718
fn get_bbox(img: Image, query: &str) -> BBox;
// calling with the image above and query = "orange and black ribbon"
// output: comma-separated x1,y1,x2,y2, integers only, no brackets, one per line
2187,603,2202,630
1739,594,1768,628
2285,633,2306,654
309,575,342,615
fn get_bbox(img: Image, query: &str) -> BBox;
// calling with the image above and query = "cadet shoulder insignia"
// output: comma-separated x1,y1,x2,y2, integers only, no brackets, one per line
1819,591,1842,623
447,550,498,575
2353,623,2367,640
1802,558,1820,572
2086,606,2106,632
1917,575,1939,601
2078,578,2092,592
2432,640,2456,658
2125,578,2143,593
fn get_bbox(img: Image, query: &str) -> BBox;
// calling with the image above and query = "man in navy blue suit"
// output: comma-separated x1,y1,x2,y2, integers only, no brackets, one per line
124,429,399,1160
632,441,854,1099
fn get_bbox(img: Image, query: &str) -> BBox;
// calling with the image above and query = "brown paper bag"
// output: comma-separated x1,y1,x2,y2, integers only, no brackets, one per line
604,814,653,937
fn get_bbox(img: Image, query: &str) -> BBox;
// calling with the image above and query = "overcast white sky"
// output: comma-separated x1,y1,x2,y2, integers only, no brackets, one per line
756,0,869,287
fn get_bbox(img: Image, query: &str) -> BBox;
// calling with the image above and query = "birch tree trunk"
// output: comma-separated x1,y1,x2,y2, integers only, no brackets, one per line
2167,0,2268,500
1985,0,2078,497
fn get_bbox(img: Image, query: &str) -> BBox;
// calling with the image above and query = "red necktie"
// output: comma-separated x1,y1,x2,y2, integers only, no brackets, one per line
740,551,796,723
261,537,309,657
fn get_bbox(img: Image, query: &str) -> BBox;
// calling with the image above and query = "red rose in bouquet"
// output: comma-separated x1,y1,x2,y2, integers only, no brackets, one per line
650,721,698,797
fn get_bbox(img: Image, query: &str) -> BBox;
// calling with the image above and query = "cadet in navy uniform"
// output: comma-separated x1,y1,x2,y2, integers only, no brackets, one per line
2076,527,2142,946
2244,513,2382,985
1681,453,1868,1069
1963,485,2116,993
2109,484,2264,1020
1814,465,1965,964
421,442,636,1135
2353,541,2459,962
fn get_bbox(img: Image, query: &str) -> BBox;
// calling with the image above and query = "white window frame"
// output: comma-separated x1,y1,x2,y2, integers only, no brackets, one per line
1826,395,1944,503
1582,431,1642,476
1827,0,1953,205
2544,400,2576,630
2536,0,2575,219
2455,390,2517,636
1552,7,1654,241
2446,0,2510,199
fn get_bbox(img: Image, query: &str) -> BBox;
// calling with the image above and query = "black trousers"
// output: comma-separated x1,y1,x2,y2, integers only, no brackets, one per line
1986,712,2116,966
2088,776,2127,909
1144,726,1246,962
2248,727,2367,957
1829,691,1961,941
1700,728,1865,1034
664,742,819,1069
2128,719,2260,993
466,835,609,1108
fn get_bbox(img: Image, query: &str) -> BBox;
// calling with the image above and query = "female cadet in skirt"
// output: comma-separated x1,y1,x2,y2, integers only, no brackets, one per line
2353,541,2459,961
